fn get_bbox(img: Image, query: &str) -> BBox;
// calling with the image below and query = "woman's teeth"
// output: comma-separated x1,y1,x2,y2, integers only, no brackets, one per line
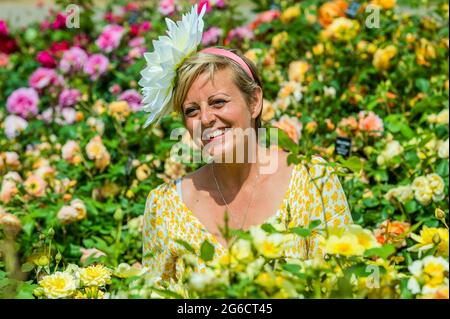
206,129,228,140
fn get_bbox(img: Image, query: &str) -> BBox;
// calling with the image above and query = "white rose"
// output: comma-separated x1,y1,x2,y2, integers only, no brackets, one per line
230,239,253,262
438,138,449,159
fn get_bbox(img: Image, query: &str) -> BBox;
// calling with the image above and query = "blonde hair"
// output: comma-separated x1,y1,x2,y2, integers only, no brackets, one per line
172,47,263,129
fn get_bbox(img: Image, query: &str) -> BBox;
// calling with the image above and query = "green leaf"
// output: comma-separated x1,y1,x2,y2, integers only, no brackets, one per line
309,219,321,229
21,263,34,273
230,229,252,240
364,244,396,260
404,200,419,214
200,240,215,262
400,124,415,139
363,197,380,208
339,156,362,173
276,127,299,154
175,240,196,255
290,227,311,238
415,78,430,93
22,220,35,237
437,159,449,177
261,223,277,234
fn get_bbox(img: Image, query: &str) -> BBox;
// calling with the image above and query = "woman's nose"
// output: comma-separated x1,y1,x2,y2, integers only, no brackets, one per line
200,105,216,127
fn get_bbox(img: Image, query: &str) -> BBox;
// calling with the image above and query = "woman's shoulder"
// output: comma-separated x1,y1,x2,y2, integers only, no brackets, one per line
145,179,178,210
295,155,335,179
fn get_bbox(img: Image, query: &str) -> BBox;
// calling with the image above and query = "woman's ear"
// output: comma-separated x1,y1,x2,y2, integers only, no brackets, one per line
251,86,263,119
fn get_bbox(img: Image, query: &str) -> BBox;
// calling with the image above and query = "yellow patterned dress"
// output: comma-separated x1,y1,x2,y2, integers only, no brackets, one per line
142,156,352,281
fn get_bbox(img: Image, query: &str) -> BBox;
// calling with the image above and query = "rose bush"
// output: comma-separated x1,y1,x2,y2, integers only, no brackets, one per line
0,0,448,299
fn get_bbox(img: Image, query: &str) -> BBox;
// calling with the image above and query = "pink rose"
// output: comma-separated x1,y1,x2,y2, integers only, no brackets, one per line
0,20,8,36
52,13,67,30
158,0,176,16
3,115,28,139
118,89,142,111
59,46,88,73
202,27,223,46
29,67,64,90
249,9,280,30
58,88,81,107
225,26,254,45
36,50,57,68
95,24,125,53
213,0,225,9
83,54,109,80
6,88,39,118
128,37,145,48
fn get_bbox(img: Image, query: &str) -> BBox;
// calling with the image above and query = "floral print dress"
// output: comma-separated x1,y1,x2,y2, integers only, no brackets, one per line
142,156,352,281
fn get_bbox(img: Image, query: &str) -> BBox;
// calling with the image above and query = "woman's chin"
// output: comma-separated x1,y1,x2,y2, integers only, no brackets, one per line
204,142,236,162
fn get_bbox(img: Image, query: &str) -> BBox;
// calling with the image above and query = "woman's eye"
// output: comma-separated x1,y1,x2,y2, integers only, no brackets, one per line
184,108,198,116
212,100,226,106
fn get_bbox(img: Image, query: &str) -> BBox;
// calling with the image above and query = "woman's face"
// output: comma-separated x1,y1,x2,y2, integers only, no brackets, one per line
182,67,262,162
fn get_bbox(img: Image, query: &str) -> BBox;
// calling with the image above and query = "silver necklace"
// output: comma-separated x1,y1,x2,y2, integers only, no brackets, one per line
211,162,260,230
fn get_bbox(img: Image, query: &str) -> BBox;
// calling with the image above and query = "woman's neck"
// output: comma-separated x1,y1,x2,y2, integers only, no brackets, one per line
210,144,267,191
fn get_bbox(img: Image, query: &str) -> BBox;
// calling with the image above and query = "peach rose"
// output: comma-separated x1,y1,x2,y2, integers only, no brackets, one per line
318,0,349,27
0,210,22,234
34,165,56,180
272,115,303,144
57,205,84,224
62,140,82,165
0,172,22,203
70,199,87,221
358,111,384,136
24,174,47,197
4,152,20,169
86,136,111,170
374,220,410,248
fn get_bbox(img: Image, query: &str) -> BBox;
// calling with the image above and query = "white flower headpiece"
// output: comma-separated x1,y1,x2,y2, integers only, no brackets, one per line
139,4,207,128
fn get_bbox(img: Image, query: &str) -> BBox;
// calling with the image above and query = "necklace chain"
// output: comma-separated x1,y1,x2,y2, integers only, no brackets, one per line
212,162,260,230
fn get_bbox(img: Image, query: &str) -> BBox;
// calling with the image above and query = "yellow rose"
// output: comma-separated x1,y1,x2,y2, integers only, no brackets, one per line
322,234,365,256
312,43,324,55
373,45,397,71
281,6,301,24
409,226,449,257
108,101,130,121
416,38,436,67
261,99,276,122
271,32,289,50
323,17,360,42
136,164,151,181
244,48,262,65
288,60,309,83
371,0,396,9
79,264,112,287
39,272,77,299
305,121,318,134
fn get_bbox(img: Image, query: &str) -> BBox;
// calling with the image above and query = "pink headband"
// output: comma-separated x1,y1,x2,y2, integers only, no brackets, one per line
199,47,255,81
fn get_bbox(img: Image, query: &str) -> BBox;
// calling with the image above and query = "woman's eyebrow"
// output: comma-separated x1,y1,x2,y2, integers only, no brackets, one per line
209,92,230,98
183,93,230,107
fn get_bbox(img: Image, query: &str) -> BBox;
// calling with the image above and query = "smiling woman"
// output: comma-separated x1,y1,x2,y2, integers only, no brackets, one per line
141,5,352,282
